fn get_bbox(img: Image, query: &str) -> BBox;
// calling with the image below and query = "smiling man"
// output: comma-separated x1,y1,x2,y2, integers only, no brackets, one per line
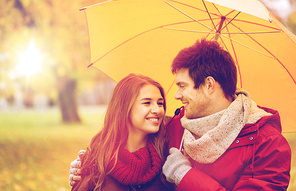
162,38,291,190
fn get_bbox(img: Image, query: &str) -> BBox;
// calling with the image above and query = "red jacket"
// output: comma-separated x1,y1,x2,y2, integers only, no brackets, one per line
166,106,291,190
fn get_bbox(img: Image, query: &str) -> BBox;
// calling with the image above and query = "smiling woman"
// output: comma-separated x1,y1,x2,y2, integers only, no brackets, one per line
15,39,43,77
70,73,173,191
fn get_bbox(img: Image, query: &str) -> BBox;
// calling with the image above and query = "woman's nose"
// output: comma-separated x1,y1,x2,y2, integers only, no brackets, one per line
151,103,160,114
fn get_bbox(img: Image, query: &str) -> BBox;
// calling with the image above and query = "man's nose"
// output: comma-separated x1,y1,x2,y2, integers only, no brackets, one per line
175,89,182,100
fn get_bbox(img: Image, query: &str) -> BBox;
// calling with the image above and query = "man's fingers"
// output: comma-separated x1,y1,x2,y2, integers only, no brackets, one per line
69,175,81,186
78,150,86,157
69,167,81,175
70,160,81,168
70,180,77,186
69,150,85,187
73,175,81,181
70,168,77,175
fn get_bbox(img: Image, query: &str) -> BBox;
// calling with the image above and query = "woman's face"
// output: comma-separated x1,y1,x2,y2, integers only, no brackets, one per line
128,84,165,137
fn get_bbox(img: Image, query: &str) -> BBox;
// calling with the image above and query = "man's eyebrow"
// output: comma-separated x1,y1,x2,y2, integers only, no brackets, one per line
176,82,185,86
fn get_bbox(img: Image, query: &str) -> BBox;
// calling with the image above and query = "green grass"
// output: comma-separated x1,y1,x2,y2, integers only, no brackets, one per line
0,107,295,190
0,107,105,191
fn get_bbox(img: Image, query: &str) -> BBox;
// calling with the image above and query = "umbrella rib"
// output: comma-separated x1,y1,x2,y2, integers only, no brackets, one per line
233,19,282,31
224,27,243,88
219,33,275,59
166,81,176,97
79,0,113,11
226,21,278,59
216,33,231,53
163,27,215,33
225,23,296,85
221,18,282,59
166,0,220,17
224,31,282,34
202,0,217,31
163,27,282,35
221,16,283,34
220,11,241,32
218,11,282,35
90,21,206,66
164,0,214,31
276,59,296,85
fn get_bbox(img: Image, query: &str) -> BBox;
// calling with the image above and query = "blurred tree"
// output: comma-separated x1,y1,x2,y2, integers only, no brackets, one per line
287,0,296,33
260,0,296,34
0,0,101,123
287,11,296,33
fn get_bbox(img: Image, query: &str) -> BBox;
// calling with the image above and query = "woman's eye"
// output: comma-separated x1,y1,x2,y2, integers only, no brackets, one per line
143,102,150,105
158,102,164,106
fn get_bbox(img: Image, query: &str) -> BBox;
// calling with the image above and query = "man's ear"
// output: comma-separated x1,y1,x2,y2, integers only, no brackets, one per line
205,76,215,94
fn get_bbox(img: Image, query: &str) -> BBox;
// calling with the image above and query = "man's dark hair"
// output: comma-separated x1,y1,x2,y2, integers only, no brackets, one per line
171,38,237,99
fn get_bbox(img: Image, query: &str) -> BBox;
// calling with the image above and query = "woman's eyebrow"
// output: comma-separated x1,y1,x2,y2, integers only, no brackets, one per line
140,98,164,101
140,98,152,101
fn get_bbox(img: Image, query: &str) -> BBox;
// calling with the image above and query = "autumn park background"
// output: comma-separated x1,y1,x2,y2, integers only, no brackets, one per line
0,0,296,190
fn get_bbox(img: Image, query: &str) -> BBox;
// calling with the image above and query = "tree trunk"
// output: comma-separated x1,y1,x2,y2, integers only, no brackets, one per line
58,77,81,123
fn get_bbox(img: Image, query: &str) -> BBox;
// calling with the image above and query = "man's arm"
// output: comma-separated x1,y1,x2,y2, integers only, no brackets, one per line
163,132,291,190
69,150,85,186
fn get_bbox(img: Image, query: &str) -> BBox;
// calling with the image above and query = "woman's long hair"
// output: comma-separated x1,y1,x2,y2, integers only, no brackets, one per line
80,73,167,190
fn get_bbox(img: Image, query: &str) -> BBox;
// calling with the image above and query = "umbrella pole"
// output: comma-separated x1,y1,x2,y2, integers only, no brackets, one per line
214,16,226,41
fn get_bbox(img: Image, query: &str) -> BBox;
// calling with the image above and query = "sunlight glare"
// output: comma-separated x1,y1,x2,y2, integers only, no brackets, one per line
16,39,43,77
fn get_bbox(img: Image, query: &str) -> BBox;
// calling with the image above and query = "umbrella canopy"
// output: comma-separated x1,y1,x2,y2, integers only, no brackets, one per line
80,0,296,133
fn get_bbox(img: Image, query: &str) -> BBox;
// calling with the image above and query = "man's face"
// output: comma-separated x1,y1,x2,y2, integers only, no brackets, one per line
174,68,211,119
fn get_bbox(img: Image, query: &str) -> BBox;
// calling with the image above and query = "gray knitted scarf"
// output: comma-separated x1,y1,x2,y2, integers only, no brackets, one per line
181,89,271,164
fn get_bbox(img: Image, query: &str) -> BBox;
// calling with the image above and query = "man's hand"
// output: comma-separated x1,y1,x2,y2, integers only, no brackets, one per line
162,147,192,185
69,150,85,186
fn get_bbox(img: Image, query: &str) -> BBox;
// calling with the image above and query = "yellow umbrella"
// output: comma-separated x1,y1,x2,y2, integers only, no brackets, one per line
80,0,296,133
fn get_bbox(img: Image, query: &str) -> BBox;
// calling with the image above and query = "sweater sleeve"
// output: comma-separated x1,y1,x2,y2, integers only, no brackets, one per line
176,127,291,191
